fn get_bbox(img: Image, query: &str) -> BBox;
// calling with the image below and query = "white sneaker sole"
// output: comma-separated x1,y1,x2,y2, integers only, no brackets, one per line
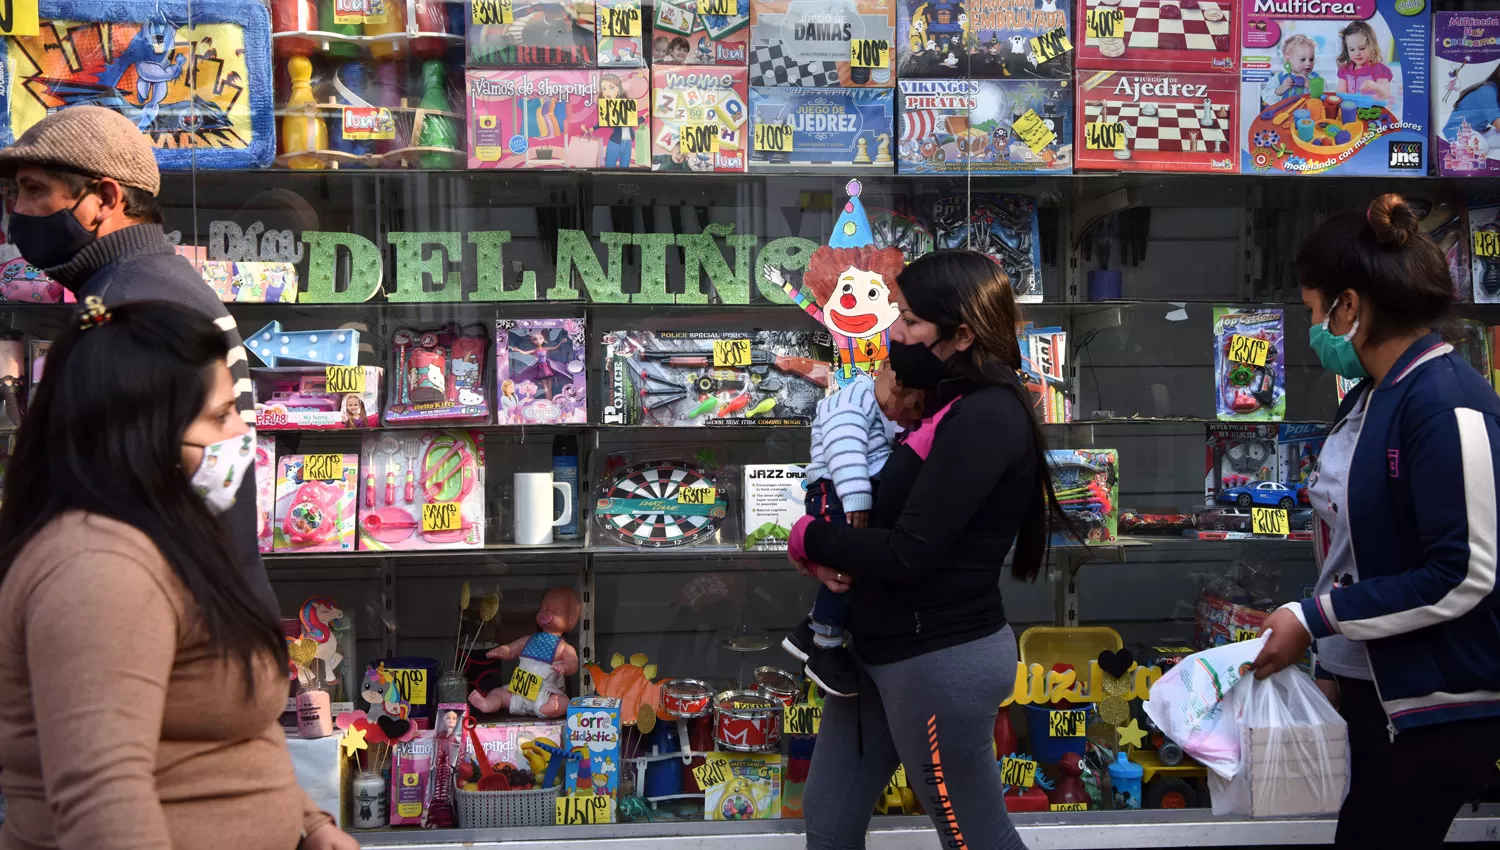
805,662,858,698
781,635,810,663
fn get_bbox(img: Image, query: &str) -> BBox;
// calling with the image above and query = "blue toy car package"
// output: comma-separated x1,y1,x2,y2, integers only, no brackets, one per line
1213,307,1285,422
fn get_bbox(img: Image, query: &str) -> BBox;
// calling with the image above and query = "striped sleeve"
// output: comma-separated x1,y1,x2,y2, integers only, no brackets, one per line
215,315,255,424
820,379,882,513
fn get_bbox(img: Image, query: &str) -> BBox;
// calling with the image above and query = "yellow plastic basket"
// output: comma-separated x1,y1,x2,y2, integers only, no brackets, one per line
1017,626,1124,674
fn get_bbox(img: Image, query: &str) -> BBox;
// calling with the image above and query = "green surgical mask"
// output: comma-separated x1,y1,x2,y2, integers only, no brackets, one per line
1308,316,1368,380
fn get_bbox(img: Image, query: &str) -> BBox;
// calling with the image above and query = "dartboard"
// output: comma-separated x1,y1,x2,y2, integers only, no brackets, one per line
595,461,725,548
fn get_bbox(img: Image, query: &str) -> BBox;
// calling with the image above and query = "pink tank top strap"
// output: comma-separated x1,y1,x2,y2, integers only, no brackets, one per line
904,395,963,462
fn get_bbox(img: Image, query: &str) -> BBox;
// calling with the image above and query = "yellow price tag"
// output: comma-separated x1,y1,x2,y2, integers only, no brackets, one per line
397,801,424,817
1085,121,1125,151
786,703,822,735
304,454,344,481
1029,26,1073,65
508,665,544,702
680,123,719,154
713,337,753,366
1233,627,1261,642
324,365,366,394
598,98,639,128
1012,109,1057,155
677,487,718,505
1048,709,1088,738
0,0,39,37
472,0,513,25
1474,230,1500,259
754,123,794,153
692,752,732,789
1001,756,1037,788
1251,507,1290,536
1229,335,1270,367
851,38,890,68
698,0,734,14
600,3,642,36
556,795,611,825
422,501,463,532
1051,802,1088,811
1086,8,1124,39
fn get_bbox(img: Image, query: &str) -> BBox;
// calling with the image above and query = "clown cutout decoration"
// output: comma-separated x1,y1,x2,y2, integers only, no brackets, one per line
766,179,906,385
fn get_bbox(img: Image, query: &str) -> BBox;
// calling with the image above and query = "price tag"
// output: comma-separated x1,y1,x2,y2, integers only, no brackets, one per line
422,501,463,532
698,0,733,14
680,123,720,154
598,98,639,127
893,764,908,788
0,0,40,37
1474,230,1500,259
754,122,794,153
786,703,822,735
1029,26,1073,65
1229,335,1270,367
1012,109,1057,155
1086,8,1124,39
556,795,611,825
472,0,513,25
1048,709,1088,738
1050,802,1088,811
851,38,890,68
1000,756,1037,788
508,665,544,702
388,666,427,704
1251,507,1289,536
304,454,344,481
600,2,641,36
677,487,718,505
713,337,753,366
1085,121,1125,151
692,752,732,789
325,365,366,393
1233,627,1261,642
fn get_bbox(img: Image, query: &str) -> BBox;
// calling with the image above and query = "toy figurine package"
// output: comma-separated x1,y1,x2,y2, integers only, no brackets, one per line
273,454,358,553
384,324,489,425
749,0,897,88
653,0,752,65
898,79,1073,173
702,752,783,820
1239,0,1430,176
1204,423,1278,505
1435,12,1500,176
496,319,588,424
742,463,809,551
200,262,298,303
749,88,896,167
468,0,597,66
1213,307,1285,422
1047,449,1119,546
598,0,647,66
1277,423,1328,495
256,434,276,553
601,329,834,426
927,193,1044,301
358,431,486,552
1076,70,1237,173
897,0,1073,80
651,66,751,171
1075,0,1236,73
467,70,651,170
1472,202,1500,304
252,367,382,430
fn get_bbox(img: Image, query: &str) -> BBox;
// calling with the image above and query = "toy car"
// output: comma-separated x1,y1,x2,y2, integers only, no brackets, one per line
1216,481,1297,509
1196,507,1253,533
1290,508,1316,532
1119,512,1197,535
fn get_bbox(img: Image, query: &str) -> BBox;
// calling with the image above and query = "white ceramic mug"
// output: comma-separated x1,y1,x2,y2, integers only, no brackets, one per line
514,472,573,545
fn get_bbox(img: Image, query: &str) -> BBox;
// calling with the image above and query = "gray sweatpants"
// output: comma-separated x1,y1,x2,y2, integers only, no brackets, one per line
803,625,1026,850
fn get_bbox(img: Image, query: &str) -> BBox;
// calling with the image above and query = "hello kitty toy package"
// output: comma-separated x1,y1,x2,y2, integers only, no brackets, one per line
384,325,490,425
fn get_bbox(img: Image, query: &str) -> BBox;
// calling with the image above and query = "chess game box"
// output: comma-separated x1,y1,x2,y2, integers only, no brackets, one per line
897,0,1074,80
1240,0,1429,176
654,0,752,65
468,70,651,169
1434,11,1500,177
1076,69,1238,172
1075,0,1236,74
651,66,751,171
898,79,1073,173
749,88,896,167
750,0,898,88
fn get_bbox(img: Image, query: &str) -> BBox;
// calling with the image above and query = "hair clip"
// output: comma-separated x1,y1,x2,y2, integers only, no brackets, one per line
78,296,112,330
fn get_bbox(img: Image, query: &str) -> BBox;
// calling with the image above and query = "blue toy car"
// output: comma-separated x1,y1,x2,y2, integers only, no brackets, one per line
1217,481,1298,509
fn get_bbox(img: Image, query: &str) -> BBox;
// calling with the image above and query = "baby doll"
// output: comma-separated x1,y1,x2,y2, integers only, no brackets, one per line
469,587,580,718
1274,34,1320,99
1336,21,1392,102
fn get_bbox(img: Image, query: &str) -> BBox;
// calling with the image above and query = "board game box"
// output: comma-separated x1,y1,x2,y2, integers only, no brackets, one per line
927,193,1044,301
750,0,898,88
1239,0,1430,176
1435,11,1500,177
598,0,647,66
1472,202,1500,304
468,0,597,66
749,88,896,167
1075,0,1236,74
496,318,588,424
467,70,651,170
1076,70,1238,172
651,67,751,171
654,0,752,65
897,0,1073,80
897,78,1073,173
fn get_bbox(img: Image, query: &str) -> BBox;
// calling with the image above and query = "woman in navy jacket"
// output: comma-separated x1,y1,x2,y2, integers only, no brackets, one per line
1254,194,1500,849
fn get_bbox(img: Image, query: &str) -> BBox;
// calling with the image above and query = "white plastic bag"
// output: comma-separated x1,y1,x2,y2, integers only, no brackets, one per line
1208,667,1348,818
1143,637,1264,779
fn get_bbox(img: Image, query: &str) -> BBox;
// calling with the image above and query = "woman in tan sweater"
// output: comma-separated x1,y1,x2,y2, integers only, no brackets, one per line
0,300,358,850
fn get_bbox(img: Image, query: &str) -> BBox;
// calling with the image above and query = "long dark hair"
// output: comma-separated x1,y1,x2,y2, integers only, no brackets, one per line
0,301,284,687
895,249,1075,581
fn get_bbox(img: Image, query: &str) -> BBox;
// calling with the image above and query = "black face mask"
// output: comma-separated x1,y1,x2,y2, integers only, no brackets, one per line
886,339,952,390
8,192,99,271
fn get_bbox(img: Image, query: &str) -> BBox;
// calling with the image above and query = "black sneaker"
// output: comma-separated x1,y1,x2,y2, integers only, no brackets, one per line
806,645,859,698
781,619,814,663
